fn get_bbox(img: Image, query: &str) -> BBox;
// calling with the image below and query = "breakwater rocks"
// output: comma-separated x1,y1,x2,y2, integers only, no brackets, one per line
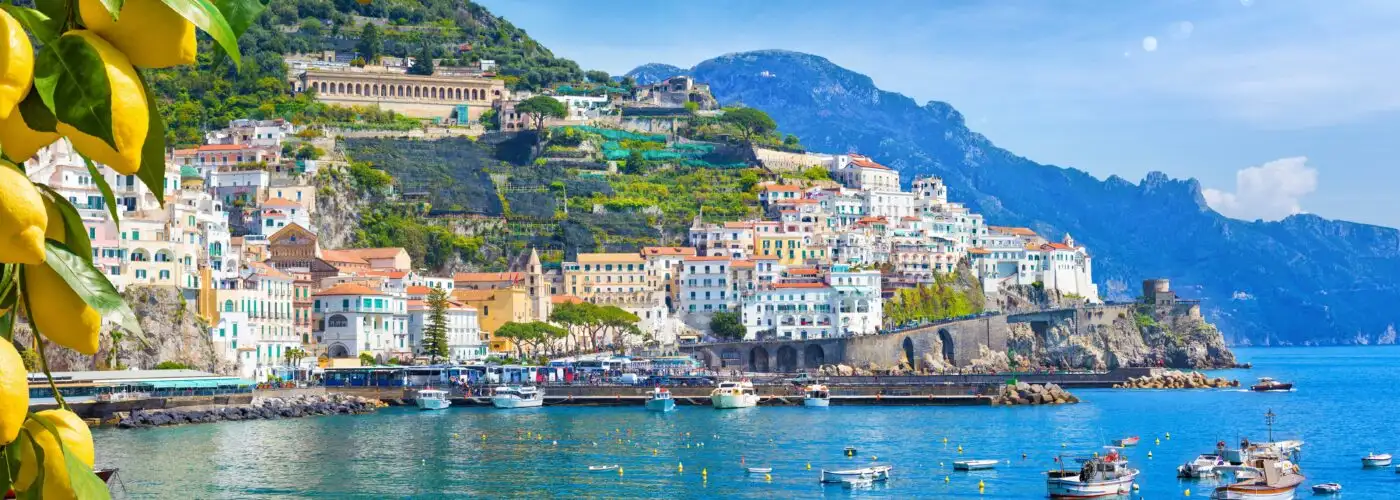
115,394,384,429
1114,370,1239,389
991,382,1079,406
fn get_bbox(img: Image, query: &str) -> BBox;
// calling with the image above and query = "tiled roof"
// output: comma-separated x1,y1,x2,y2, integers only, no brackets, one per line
642,247,695,256
730,260,755,268
848,154,890,170
320,249,367,265
722,222,754,229
452,290,498,302
344,247,407,260
989,226,1038,237
576,252,645,264
454,272,522,283
363,269,409,279
966,247,992,255
406,285,433,295
247,262,292,280
551,295,584,304
856,216,887,224
313,283,382,296
197,144,251,152
786,268,819,275
262,197,300,208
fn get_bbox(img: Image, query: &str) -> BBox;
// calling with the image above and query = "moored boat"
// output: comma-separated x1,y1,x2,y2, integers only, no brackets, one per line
1113,436,1140,447
1177,454,1226,479
803,384,831,407
746,467,773,474
1362,452,1392,467
1310,483,1341,495
1250,377,1293,392
1219,439,1304,465
1210,456,1304,499
953,459,999,471
415,388,451,410
645,387,676,412
491,385,544,409
710,380,759,409
588,464,619,471
1046,452,1138,499
820,464,892,484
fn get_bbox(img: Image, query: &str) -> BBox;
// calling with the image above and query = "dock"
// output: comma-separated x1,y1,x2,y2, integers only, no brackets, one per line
405,394,988,407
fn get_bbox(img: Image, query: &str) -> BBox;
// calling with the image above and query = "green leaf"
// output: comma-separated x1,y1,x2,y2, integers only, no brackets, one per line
134,73,166,206
32,34,118,150
12,430,40,500
16,89,57,133
160,0,240,68
64,449,111,500
40,240,142,337
34,186,93,265
97,0,125,21
32,0,64,24
0,442,10,500
0,5,58,45
81,157,120,231
213,0,267,39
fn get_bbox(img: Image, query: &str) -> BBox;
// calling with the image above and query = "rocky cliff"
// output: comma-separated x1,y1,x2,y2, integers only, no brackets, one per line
1006,303,1236,371
15,285,232,374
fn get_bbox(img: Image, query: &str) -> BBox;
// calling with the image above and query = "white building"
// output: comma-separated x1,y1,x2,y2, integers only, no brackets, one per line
738,265,882,340
688,221,755,259
407,299,485,362
212,262,298,379
678,256,735,315
969,230,1099,302
832,154,900,192
313,283,410,362
259,197,311,236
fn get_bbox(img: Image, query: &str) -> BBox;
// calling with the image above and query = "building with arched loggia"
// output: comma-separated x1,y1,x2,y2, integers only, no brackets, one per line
290,64,507,123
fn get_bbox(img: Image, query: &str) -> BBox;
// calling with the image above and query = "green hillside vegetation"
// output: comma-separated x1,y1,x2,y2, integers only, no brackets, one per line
884,269,987,327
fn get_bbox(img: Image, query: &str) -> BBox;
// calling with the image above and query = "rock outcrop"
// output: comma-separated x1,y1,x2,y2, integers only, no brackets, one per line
1007,303,1236,371
115,393,382,429
1115,370,1238,389
990,382,1079,406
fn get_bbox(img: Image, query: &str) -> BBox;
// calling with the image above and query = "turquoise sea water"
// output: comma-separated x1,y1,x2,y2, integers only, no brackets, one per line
94,346,1400,498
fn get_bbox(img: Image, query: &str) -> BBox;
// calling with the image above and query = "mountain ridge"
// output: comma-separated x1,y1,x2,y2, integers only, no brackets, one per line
628,49,1400,345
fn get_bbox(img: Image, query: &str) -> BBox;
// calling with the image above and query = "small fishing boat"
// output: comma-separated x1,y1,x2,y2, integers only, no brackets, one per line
710,380,759,409
1250,377,1293,392
645,387,676,412
1362,452,1392,467
1211,456,1305,499
588,464,619,472
1046,451,1138,499
953,459,999,471
415,388,451,410
491,386,544,409
1219,439,1304,465
1178,454,1226,479
803,384,831,407
1113,436,1140,447
1310,483,1341,495
746,467,773,474
820,465,892,484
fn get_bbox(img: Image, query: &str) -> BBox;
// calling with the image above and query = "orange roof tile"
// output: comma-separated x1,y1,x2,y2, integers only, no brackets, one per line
856,216,887,224
731,260,755,268
344,247,407,260
1045,243,1074,250
320,249,367,265
262,197,300,208
172,148,197,155
197,144,251,152
407,300,426,310
247,262,292,280
786,268,819,275
363,269,409,279
313,283,382,296
642,247,695,256
406,285,433,295
966,247,991,255
848,154,890,170
722,222,755,229
551,295,584,304
683,255,730,262
452,290,498,302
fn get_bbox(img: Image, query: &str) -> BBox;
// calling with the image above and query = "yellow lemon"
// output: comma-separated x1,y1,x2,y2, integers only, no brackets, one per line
54,31,148,176
78,0,195,69
23,262,102,355
0,339,28,444
15,409,95,500
0,101,60,161
0,162,46,264
43,193,66,242
0,9,33,120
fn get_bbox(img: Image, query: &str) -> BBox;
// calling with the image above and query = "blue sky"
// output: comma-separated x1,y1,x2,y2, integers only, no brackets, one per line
479,0,1400,228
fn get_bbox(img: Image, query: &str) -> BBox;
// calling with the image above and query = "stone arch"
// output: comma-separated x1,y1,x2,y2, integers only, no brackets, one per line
371,85,378,97
804,344,825,368
454,88,462,100
429,87,436,99
130,248,150,262
154,249,173,262
776,346,797,373
749,346,769,373
352,83,359,95
902,337,916,369
337,82,346,94
938,328,956,365
327,343,350,357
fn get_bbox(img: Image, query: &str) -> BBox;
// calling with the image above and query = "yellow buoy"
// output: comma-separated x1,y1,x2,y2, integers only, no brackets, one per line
653,449,658,455
678,462,684,473
1061,442,1067,448
957,446,964,454
806,463,812,470
481,434,487,440
618,467,624,476
871,456,878,461
702,468,708,476
1093,451,1100,458
1156,438,1161,445
943,437,949,444
1184,488,1190,496
1148,451,1154,459
452,433,459,438
944,476,950,483
765,473,772,482
1166,432,1172,439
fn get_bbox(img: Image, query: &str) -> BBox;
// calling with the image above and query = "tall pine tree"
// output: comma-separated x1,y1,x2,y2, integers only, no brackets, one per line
424,287,451,363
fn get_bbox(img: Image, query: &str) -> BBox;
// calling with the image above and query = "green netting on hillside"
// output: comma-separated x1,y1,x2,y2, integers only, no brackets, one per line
553,126,665,143
555,85,627,96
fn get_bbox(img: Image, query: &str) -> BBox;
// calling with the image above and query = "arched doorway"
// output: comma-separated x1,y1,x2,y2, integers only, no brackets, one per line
749,346,769,373
902,337,915,368
938,328,956,365
327,343,349,358
804,344,825,368
775,346,797,373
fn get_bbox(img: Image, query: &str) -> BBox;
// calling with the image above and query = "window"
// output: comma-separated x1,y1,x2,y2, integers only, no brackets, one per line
327,315,348,327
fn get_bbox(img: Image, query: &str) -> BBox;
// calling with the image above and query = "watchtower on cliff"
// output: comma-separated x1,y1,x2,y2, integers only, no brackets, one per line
1140,278,1202,319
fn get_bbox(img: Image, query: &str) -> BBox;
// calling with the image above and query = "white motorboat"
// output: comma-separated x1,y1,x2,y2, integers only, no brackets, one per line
1046,452,1138,499
840,476,874,489
953,459,999,471
1211,456,1304,499
1362,452,1392,467
746,467,773,474
1178,454,1226,479
803,384,831,407
1310,483,1341,495
588,464,618,472
820,465,892,484
710,380,759,409
1219,439,1304,465
415,389,451,410
491,386,544,408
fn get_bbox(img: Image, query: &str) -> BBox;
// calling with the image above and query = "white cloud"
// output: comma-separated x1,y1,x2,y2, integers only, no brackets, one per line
1202,157,1318,221
1141,36,1158,52
1172,21,1194,39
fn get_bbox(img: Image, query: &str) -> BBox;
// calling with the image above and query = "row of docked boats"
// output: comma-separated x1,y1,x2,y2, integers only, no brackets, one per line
415,385,545,410
417,380,832,411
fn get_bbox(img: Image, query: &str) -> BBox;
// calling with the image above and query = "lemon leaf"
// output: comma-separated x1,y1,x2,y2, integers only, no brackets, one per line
214,0,267,39
96,0,125,21
64,449,110,500
134,72,165,207
0,443,10,500
159,0,240,68
16,90,56,133
11,430,40,500
80,157,121,232
0,5,58,45
34,185,94,265
41,240,142,337
32,34,118,150
31,0,64,24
